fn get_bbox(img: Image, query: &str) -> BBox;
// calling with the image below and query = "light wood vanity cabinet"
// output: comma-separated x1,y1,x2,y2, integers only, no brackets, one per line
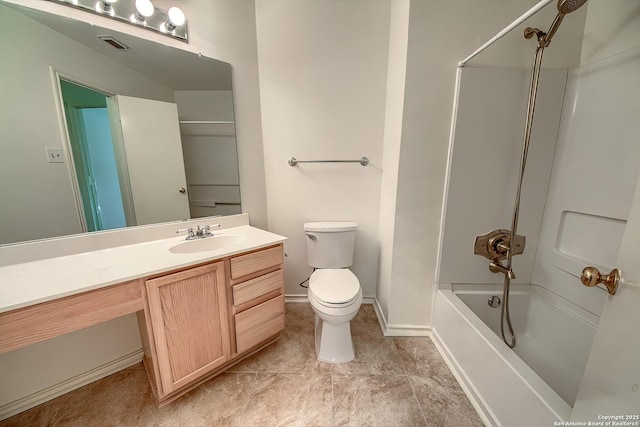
143,262,230,396
138,243,285,404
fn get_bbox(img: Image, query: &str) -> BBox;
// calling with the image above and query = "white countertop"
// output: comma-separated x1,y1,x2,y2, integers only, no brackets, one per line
0,225,286,313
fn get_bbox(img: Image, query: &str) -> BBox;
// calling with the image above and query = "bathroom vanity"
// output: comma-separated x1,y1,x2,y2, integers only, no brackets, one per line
0,216,286,405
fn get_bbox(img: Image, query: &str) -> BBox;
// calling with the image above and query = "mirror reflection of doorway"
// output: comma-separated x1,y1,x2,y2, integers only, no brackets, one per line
59,80,127,232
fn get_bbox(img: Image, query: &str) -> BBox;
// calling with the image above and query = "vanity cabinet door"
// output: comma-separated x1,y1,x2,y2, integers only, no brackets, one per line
145,262,230,396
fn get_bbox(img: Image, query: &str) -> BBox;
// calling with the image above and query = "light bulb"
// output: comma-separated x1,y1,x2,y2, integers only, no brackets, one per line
134,0,154,22
165,6,185,31
97,0,117,14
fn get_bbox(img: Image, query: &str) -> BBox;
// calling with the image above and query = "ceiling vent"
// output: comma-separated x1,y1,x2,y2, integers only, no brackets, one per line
97,35,130,50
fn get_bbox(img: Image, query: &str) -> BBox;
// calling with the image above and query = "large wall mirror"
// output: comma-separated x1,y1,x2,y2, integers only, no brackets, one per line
0,1,241,246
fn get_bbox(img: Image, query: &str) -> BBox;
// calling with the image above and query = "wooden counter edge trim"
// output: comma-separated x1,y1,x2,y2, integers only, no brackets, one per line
0,279,143,354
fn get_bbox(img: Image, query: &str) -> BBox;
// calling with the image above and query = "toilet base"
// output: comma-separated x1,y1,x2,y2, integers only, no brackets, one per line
314,315,355,363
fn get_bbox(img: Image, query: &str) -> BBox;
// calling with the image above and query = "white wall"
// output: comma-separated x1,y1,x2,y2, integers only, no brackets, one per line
376,0,410,324
580,0,640,66
255,0,390,299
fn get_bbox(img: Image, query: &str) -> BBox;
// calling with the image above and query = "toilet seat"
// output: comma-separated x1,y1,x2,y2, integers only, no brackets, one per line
309,269,360,308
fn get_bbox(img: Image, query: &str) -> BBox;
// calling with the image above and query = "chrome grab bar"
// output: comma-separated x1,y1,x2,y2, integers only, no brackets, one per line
288,157,369,167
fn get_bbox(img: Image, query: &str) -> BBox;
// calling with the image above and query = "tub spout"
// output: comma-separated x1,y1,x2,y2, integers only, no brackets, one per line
489,261,516,279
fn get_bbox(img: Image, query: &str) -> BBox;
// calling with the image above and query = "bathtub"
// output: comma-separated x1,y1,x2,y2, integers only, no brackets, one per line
432,283,598,427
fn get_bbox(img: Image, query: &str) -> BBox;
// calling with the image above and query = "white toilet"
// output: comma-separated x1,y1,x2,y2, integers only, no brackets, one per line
304,221,363,363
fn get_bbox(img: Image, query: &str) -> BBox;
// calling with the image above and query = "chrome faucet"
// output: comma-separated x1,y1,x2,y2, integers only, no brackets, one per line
176,224,221,240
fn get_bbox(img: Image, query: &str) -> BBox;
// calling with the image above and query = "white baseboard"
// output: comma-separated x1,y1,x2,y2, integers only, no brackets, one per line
0,349,143,421
286,294,430,337
372,298,431,337
284,294,309,303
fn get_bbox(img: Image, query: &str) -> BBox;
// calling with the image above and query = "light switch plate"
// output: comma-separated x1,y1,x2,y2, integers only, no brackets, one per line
46,147,65,163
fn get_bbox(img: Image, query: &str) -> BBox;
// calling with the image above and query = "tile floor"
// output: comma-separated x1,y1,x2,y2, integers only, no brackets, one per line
0,303,484,427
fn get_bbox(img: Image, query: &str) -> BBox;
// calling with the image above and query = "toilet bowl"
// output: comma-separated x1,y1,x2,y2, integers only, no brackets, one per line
304,222,362,363
308,269,362,363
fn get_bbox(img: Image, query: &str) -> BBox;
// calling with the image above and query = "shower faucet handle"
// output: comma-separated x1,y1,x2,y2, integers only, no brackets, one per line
474,229,526,262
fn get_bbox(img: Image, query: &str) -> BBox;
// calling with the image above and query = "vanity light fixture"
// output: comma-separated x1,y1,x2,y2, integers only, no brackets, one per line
48,0,188,41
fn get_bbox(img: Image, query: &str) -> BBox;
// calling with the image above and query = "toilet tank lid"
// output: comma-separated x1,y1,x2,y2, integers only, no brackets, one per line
304,221,357,232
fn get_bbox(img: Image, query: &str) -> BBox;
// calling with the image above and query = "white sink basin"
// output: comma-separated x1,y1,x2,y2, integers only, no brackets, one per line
169,235,246,254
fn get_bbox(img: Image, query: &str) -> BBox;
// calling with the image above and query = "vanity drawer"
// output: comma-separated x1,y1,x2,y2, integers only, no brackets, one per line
229,245,283,280
235,295,285,354
233,269,283,309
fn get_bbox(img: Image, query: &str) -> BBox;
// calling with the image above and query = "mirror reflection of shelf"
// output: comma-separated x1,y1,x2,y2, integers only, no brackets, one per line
179,120,235,124
179,120,236,137
189,200,241,208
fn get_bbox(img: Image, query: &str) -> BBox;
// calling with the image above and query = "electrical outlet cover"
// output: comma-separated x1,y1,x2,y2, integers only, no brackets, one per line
46,147,65,163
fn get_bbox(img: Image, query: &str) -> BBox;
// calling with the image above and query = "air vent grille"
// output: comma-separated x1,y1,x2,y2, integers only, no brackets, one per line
97,36,130,50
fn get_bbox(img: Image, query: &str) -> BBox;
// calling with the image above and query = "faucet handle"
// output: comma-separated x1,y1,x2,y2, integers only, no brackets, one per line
199,224,220,237
206,224,221,233
474,229,526,262
176,227,196,240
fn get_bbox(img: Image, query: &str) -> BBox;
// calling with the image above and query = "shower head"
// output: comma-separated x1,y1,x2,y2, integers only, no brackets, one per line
557,0,588,14
543,0,588,46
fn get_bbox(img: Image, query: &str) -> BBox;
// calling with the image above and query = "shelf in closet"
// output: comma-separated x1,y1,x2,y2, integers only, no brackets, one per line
179,120,236,137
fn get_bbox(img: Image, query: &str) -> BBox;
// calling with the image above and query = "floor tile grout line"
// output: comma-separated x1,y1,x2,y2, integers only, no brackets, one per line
330,370,336,427
406,373,430,427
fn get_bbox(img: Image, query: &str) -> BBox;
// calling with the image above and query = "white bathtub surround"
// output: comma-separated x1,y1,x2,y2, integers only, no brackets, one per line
436,66,567,287
452,283,598,407
432,287,572,425
435,3,640,423
571,171,640,420
530,46,640,316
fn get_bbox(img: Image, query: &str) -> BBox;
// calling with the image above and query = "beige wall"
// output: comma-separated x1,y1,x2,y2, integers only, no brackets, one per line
255,0,390,299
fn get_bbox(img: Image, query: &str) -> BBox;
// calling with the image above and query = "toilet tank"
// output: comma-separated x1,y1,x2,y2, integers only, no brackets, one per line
304,222,357,268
